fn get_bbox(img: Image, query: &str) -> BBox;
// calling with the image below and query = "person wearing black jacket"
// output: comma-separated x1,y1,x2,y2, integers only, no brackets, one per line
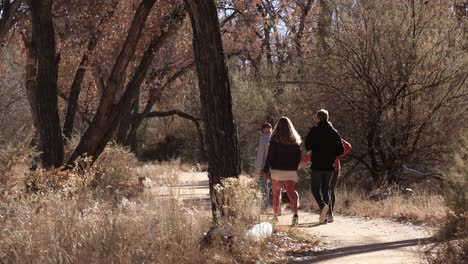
263,116,302,225
305,109,344,224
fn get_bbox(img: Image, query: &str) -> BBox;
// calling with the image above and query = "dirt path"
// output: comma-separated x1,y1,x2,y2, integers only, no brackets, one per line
159,171,433,263
276,212,432,263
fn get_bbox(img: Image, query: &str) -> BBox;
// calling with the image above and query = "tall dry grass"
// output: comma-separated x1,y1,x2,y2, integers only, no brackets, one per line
334,187,445,225
0,144,279,263
298,184,445,225
0,193,210,263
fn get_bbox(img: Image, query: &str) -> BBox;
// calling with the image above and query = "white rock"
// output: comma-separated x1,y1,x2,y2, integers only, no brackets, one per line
247,222,273,241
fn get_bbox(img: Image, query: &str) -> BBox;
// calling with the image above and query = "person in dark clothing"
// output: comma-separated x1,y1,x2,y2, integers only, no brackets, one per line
263,116,302,225
304,109,344,224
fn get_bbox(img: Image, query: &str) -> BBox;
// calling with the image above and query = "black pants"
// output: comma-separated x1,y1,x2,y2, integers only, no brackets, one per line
310,169,333,210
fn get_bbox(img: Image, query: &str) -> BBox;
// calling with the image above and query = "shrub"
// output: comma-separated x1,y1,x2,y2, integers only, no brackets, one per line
92,143,139,188
425,137,468,263
0,144,39,196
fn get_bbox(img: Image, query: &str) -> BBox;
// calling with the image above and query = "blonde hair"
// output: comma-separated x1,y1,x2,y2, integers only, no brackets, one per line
271,116,302,145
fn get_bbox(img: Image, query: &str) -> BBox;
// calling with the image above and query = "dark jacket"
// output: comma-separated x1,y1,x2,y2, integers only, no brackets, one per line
263,140,301,173
304,121,345,171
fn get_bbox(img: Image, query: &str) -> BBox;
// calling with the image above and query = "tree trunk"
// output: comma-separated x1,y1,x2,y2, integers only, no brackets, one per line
63,35,99,140
317,0,331,55
117,87,139,145
294,0,313,57
185,0,241,222
30,0,64,168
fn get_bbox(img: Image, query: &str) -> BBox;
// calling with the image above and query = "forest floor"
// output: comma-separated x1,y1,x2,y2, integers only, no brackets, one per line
158,171,433,263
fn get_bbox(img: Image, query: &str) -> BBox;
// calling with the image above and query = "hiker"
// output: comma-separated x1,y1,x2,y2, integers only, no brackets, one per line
254,122,272,209
304,109,344,224
263,116,302,225
300,138,352,222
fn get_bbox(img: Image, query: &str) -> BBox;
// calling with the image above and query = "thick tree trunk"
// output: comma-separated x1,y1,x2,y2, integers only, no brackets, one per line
30,0,64,168
185,0,241,222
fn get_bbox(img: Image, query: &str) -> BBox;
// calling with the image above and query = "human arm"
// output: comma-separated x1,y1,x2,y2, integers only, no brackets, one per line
338,139,352,158
299,151,312,169
335,132,345,157
304,128,314,151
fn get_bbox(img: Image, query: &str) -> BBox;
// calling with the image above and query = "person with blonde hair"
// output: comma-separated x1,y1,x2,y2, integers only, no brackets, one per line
263,116,302,225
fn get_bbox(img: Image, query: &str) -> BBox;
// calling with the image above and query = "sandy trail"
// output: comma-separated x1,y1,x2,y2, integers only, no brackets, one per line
277,212,432,263
155,171,433,263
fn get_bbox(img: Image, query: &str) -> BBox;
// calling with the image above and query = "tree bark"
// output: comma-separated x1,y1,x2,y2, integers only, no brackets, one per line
116,87,139,145
185,0,241,222
30,0,64,168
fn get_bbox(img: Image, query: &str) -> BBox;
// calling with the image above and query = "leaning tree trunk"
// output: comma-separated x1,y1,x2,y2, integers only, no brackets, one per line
67,2,185,165
63,5,117,141
67,0,157,164
185,0,241,222
30,0,64,168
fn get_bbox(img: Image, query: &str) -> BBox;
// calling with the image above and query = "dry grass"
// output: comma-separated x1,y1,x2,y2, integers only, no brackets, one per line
298,186,445,225
0,144,287,263
0,193,211,263
0,145,213,263
334,187,445,225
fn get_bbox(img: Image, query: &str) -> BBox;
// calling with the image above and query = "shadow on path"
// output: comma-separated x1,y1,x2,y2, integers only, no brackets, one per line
287,237,433,263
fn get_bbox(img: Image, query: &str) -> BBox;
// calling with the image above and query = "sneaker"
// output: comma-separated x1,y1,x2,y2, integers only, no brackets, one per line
292,213,299,226
270,216,279,224
327,214,334,223
319,205,329,224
